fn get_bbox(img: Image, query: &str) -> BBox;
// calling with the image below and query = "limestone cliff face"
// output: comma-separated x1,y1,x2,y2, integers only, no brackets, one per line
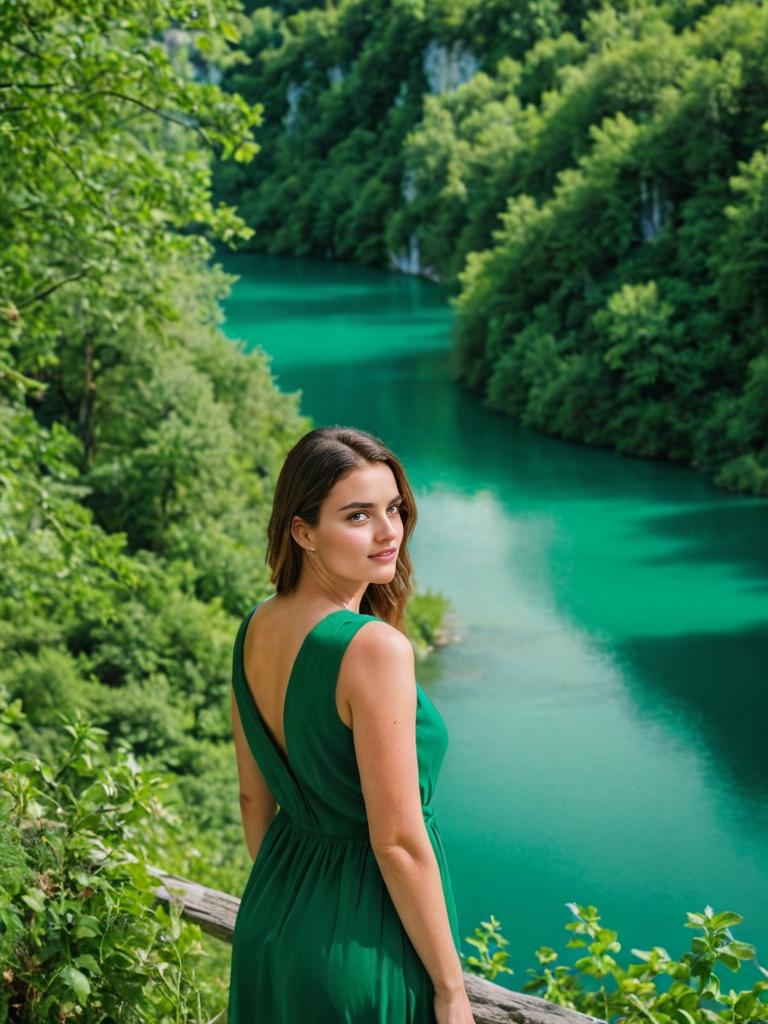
283,82,306,133
388,42,479,279
639,179,672,242
388,231,441,281
422,40,479,95
215,7,487,281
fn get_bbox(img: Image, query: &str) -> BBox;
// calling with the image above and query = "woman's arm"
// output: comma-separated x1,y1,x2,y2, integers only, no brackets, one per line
231,688,278,861
341,624,467,999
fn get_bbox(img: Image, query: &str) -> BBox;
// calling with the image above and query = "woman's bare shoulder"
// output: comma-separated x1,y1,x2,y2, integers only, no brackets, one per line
348,617,414,662
339,618,417,733
338,619,416,711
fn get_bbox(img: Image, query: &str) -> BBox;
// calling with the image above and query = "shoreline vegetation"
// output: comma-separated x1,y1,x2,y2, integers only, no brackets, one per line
216,0,768,497
1,1,765,1020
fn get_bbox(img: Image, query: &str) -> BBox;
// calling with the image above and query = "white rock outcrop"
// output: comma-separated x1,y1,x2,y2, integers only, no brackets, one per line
423,40,479,95
388,232,441,281
639,178,672,241
283,82,306,132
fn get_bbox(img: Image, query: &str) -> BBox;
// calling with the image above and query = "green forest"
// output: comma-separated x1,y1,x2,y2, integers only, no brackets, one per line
217,0,768,495
0,2,445,1018
2,0,767,1021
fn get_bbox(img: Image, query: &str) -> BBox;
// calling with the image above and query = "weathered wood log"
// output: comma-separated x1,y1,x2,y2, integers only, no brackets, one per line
148,865,239,943
150,866,605,1024
460,975,605,1024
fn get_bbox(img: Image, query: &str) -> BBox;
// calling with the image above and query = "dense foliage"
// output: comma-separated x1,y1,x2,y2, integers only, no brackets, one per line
0,2,450,1015
0,709,218,1022
217,0,768,494
524,902,768,1024
216,0,596,266
0,0,310,914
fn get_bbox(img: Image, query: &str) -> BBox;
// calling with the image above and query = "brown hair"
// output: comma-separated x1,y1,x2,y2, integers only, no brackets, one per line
266,426,417,632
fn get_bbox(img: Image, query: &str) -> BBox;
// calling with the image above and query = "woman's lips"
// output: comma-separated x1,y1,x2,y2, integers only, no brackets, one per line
369,548,397,561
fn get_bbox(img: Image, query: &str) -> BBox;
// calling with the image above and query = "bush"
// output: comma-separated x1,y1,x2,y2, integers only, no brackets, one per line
522,902,768,1024
0,710,218,1023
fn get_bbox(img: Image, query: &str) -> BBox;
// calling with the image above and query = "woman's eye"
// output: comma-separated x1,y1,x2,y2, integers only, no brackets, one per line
348,504,402,522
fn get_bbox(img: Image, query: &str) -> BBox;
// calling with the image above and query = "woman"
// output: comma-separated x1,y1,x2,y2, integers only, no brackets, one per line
227,425,474,1023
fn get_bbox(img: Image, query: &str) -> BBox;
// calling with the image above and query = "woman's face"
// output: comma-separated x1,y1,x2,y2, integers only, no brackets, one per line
299,461,405,585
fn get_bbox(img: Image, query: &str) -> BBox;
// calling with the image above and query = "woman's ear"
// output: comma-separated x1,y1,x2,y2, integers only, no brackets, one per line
290,515,315,553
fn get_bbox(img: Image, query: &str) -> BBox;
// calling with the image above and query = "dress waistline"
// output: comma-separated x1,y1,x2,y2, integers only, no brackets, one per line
279,803,437,844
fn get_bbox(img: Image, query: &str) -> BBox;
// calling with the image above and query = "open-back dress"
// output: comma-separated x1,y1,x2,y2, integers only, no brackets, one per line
227,597,461,1023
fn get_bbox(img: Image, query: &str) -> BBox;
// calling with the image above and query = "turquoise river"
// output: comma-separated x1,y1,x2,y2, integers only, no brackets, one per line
220,251,768,987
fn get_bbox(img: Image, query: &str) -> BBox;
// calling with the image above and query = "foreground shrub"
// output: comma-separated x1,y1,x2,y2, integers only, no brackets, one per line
0,713,215,1023
523,901,768,1024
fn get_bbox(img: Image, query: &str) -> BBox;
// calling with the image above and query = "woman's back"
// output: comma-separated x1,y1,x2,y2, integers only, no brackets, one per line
227,596,461,1023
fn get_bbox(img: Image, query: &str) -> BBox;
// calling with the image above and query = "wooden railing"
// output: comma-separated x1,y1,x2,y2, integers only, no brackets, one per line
150,866,606,1024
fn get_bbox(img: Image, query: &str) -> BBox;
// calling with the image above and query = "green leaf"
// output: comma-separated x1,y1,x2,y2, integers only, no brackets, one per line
74,915,100,939
233,141,259,163
699,1010,722,1024
669,962,691,980
723,941,755,960
73,953,102,975
60,965,91,1003
676,1009,697,1024
734,992,756,1016
717,952,741,971
21,887,46,913
536,947,558,963
701,976,721,998
220,20,240,43
710,912,743,930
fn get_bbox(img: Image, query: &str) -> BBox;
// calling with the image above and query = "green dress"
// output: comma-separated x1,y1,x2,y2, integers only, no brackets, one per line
227,598,461,1023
